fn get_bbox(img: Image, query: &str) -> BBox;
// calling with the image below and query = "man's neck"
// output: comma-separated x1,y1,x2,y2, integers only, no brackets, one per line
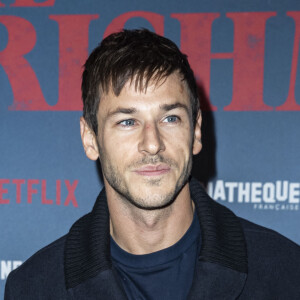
106,183,194,255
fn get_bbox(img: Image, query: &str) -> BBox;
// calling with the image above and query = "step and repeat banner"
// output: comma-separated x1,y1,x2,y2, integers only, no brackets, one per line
1,0,300,296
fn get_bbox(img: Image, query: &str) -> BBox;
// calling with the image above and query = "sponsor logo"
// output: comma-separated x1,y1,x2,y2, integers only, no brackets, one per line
208,180,299,211
0,179,78,207
0,260,23,280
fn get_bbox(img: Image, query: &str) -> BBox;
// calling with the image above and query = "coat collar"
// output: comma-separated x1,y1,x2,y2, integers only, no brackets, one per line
64,178,248,296
189,178,248,274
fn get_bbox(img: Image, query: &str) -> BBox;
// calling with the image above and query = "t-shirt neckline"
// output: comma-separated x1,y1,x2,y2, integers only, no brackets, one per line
110,211,200,269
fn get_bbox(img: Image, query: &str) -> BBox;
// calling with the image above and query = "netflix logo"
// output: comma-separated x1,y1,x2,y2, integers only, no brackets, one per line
0,179,78,207
1,260,22,281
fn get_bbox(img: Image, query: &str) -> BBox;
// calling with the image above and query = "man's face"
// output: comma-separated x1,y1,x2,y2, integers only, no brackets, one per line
81,73,202,210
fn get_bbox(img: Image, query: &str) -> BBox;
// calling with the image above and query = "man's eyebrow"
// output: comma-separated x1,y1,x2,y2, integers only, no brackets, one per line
160,102,189,113
107,107,138,118
106,103,188,119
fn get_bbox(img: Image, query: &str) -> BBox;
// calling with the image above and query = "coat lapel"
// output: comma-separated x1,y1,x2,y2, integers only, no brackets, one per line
189,178,248,299
67,269,128,300
188,261,247,299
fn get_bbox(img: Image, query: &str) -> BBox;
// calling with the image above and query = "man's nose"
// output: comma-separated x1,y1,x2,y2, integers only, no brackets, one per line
138,123,166,155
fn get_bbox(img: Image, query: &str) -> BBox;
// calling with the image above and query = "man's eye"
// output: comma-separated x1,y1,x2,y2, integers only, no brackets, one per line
163,116,179,123
119,119,135,126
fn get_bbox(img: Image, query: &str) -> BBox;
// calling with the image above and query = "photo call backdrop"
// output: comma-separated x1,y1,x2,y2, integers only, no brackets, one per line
1,0,300,297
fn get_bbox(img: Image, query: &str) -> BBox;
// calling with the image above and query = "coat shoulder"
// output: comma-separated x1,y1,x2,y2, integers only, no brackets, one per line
240,217,300,252
238,218,300,298
5,236,67,299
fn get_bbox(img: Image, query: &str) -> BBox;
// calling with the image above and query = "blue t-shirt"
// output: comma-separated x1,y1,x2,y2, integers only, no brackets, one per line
111,212,201,300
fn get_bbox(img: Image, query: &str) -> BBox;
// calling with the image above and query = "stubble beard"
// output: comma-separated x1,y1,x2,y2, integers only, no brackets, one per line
99,148,193,211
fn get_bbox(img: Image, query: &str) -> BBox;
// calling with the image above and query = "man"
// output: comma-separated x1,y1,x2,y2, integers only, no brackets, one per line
5,29,300,299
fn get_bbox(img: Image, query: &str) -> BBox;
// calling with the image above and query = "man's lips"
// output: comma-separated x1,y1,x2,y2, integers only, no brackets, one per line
134,164,170,176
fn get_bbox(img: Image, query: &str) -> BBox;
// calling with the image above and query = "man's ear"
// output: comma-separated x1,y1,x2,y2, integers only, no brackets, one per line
192,111,202,155
80,117,99,161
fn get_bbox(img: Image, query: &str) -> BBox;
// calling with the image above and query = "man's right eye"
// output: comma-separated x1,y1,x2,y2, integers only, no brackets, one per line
118,119,136,127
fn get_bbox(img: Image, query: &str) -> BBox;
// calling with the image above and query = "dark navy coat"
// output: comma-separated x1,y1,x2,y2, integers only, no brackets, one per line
5,179,300,299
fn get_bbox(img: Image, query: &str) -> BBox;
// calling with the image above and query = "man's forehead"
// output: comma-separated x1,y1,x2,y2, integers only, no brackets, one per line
97,72,192,121
100,71,187,98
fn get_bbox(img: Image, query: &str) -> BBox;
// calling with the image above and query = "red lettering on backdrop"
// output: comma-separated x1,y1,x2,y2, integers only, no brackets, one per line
0,15,97,111
104,11,164,38
171,13,219,110
0,16,49,110
12,179,25,203
49,14,98,110
224,12,275,111
64,180,78,207
56,180,61,205
41,179,53,204
1,11,299,111
276,12,300,111
27,179,39,203
41,179,62,205
0,179,10,204
0,179,78,205
173,12,276,111
0,2,5,7
10,0,55,7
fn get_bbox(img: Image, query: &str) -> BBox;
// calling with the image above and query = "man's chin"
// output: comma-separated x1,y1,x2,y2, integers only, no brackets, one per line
133,171,176,186
126,187,176,211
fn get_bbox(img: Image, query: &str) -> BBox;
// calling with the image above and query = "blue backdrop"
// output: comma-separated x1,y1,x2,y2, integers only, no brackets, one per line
1,0,300,297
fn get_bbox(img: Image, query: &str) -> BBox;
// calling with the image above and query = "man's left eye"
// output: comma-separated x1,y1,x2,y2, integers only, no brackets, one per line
163,116,179,123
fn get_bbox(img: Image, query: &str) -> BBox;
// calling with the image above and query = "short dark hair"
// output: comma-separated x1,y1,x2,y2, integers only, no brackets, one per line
82,29,199,135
